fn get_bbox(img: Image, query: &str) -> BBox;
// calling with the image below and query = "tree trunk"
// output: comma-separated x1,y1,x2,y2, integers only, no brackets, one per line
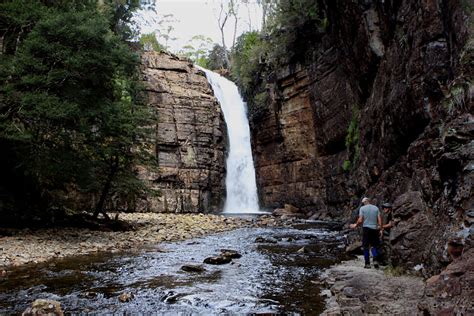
93,156,118,220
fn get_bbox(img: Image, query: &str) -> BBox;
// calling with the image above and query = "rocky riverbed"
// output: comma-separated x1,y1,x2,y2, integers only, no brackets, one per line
0,221,348,314
0,213,265,268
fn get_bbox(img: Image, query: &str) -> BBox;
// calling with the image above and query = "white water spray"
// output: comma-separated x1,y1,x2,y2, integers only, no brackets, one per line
200,68,261,214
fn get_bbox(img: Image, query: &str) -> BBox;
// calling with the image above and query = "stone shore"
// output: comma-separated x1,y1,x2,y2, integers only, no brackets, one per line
0,213,265,269
320,257,425,315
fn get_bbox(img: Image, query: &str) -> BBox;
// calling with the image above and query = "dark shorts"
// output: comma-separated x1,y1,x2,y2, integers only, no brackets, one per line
362,227,380,249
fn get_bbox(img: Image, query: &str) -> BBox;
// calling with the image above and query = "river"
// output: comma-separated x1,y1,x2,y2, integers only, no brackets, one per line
0,221,349,314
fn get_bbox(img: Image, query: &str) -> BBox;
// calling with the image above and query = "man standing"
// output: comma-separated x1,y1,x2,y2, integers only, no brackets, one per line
350,197,382,268
380,202,394,265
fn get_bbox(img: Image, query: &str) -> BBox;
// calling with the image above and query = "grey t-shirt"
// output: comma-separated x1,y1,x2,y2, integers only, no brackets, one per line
359,204,380,230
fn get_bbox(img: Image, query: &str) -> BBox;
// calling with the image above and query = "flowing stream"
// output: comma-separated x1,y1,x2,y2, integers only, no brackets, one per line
199,68,260,214
0,222,348,314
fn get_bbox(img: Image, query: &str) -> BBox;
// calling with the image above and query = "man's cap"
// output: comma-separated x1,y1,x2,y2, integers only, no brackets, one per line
382,202,392,209
361,197,370,203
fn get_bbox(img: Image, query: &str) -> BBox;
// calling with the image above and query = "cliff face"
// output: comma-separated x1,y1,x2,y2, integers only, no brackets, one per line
139,52,227,213
251,0,472,279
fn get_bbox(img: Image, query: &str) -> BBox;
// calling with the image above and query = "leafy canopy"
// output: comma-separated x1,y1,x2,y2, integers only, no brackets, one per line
0,0,154,220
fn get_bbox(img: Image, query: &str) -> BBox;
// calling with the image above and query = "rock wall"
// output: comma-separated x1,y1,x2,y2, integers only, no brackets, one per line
139,52,226,213
251,0,472,280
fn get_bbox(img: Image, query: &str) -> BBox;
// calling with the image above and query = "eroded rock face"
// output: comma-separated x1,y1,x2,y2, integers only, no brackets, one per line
419,248,474,315
250,0,472,278
139,52,226,213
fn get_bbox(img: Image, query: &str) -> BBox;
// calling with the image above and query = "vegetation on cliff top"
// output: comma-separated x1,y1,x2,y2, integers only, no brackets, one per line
228,0,325,122
0,0,154,224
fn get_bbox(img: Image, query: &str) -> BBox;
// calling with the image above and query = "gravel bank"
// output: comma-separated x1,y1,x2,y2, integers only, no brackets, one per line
0,213,254,268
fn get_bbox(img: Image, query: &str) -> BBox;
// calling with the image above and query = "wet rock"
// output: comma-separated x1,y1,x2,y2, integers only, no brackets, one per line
161,291,181,304
255,236,278,244
345,241,362,255
181,264,206,273
118,292,134,303
220,249,242,259
342,286,363,299
203,255,232,265
297,246,309,254
22,299,63,316
81,291,97,299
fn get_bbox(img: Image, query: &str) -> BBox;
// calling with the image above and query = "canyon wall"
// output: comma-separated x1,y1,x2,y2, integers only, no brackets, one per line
251,0,472,282
139,52,227,213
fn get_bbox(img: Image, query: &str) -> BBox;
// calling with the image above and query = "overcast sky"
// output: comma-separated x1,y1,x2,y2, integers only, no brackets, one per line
134,0,263,53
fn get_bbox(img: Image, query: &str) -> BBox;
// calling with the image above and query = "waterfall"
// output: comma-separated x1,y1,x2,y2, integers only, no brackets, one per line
199,68,261,214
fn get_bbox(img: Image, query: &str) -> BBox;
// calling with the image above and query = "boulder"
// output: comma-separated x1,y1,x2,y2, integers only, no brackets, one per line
345,241,363,255
181,264,206,273
273,204,304,217
419,248,474,315
255,236,278,243
22,299,63,316
220,249,242,259
393,191,427,220
203,255,232,265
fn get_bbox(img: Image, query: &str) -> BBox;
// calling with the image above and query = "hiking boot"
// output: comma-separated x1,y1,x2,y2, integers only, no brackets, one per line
374,262,379,269
364,264,371,269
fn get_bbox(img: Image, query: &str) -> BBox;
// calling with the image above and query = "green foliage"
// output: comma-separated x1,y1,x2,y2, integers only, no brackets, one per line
0,0,154,220
179,35,214,67
206,44,229,70
99,0,141,41
343,106,361,172
342,160,351,172
232,31,265,91
263,0,325,64
231,31,269,122
140,32,164,52
229,0,327,122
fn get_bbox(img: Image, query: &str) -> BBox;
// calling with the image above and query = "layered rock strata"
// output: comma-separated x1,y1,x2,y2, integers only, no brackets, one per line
139,52,226,213
251,0,472,283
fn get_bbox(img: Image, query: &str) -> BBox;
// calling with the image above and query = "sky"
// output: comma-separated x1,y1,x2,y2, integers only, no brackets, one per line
133,0,263,53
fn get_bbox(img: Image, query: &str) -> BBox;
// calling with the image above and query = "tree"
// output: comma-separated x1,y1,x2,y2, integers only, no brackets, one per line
214,0,241,63
207,44,230,70
0,1,153,221
140,32,163,51
179,35,214,67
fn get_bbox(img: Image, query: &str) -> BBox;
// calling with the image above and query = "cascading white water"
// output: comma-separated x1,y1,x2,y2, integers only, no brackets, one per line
200,68,261,214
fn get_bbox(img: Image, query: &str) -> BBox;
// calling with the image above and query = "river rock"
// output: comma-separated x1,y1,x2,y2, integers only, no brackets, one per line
118,292,134,303
255,236,278,244
181,264,206,273
203,255,232,265
345,241,362,255
297,246,309,254
220,249,242,259
22,299,63,316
